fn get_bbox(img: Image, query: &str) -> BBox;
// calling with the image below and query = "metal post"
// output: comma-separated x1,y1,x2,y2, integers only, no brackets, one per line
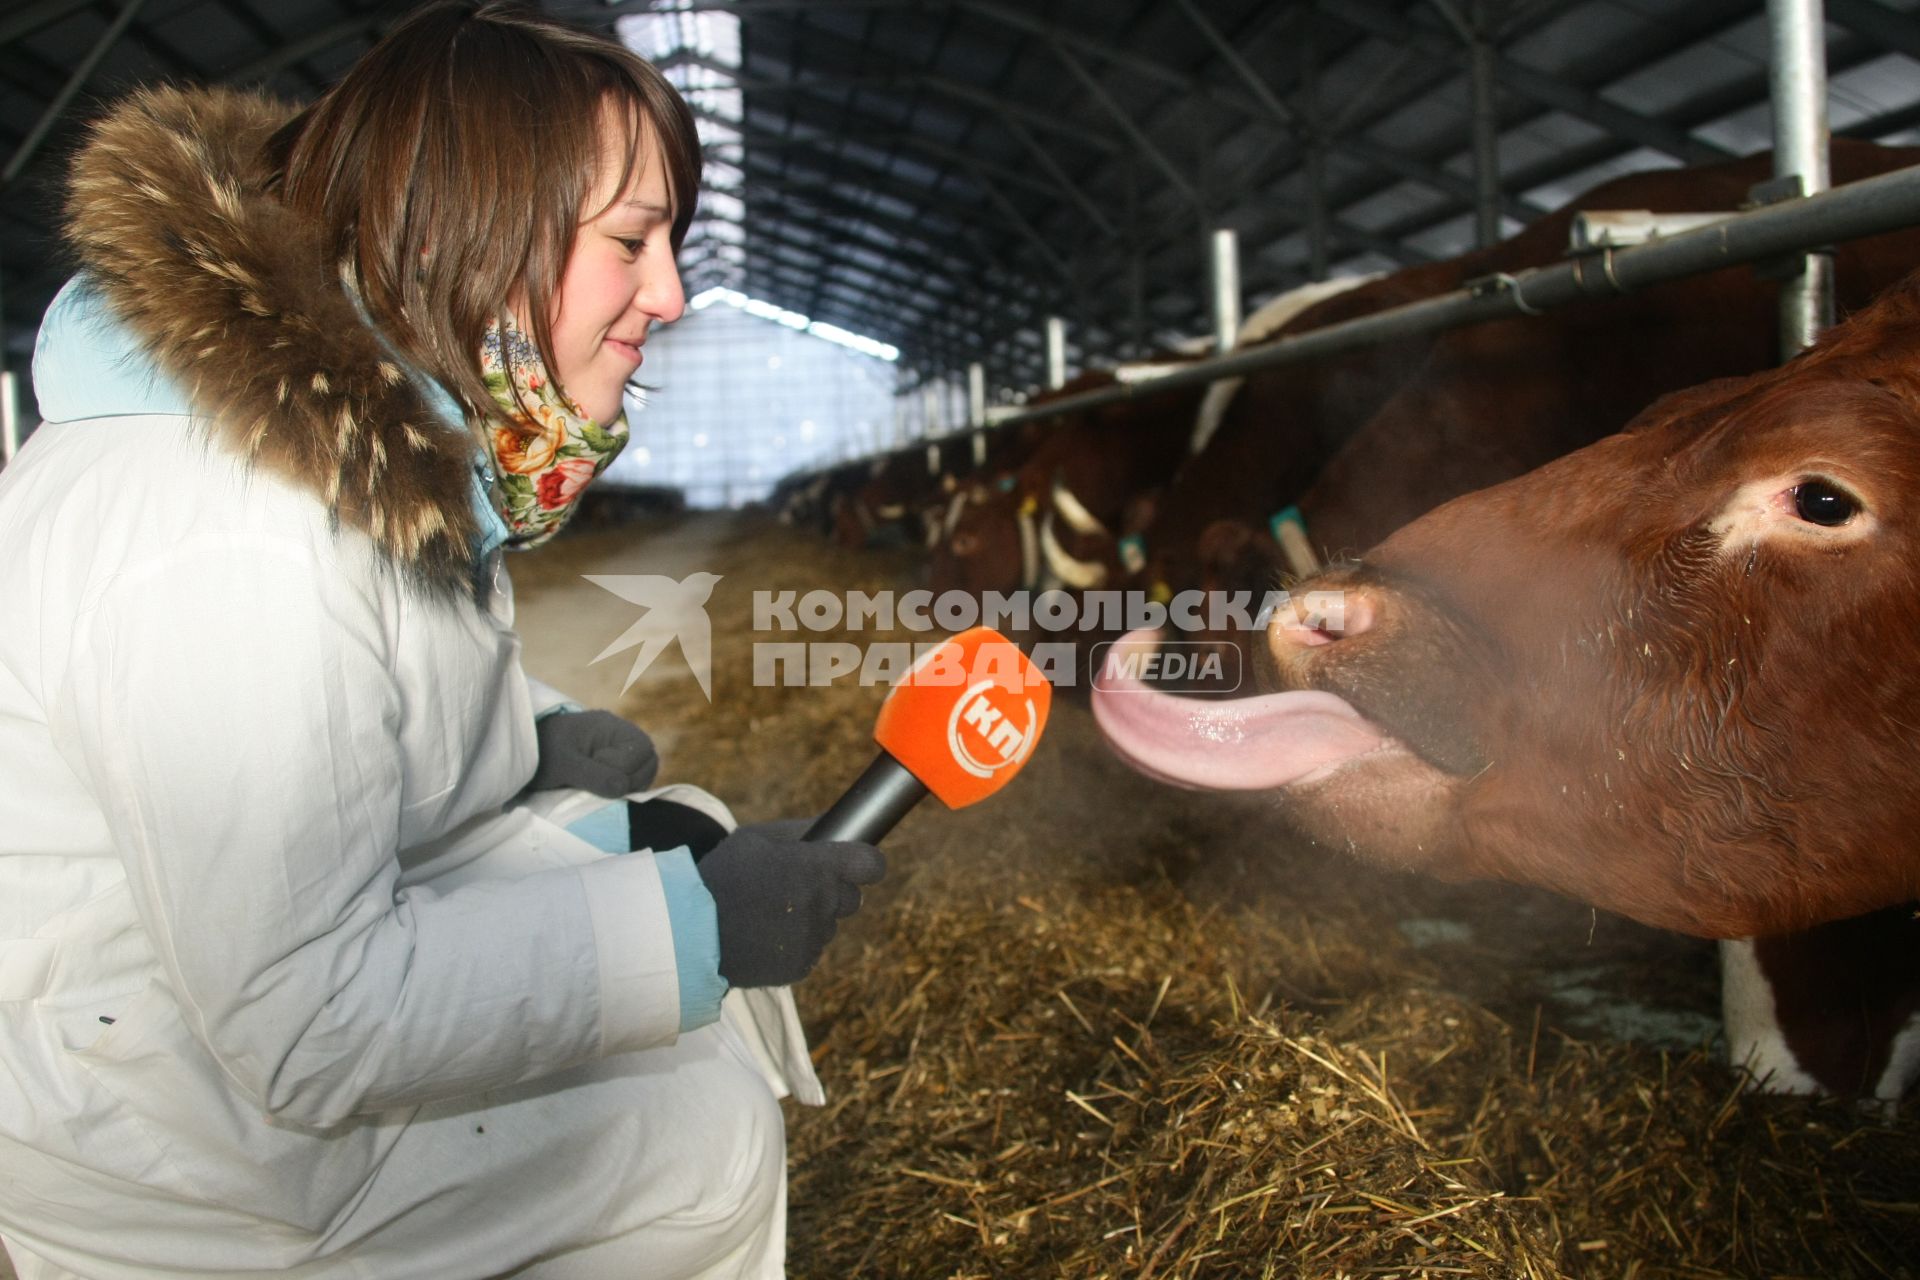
1770,0,1833,353
1306,144,1331,281
0,371,20,466
1430,0,1501,249
1045,315,1068,389
1468,26,1501,248
1210,228,1241,355
1304,13,1331,281
967,361,986,428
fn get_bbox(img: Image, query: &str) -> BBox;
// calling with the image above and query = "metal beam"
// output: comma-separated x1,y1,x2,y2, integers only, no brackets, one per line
1319,0,1731,167
720,8,1546,247
738,123,1067,203
730,68,1120,153
222,1,413,84
1167,0,1297,129
1045,0,1771,343
990,108,1120,238
736,151,983,247
1050,41,1199,209
733,170,993,273
1825,0,1920,60
0,0,94,49
962,156,1076,280
4,0,149,189
745,222,964,319
734,199,1056,352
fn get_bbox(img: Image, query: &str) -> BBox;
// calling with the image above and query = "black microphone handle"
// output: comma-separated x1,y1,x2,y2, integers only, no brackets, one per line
805,751,930,843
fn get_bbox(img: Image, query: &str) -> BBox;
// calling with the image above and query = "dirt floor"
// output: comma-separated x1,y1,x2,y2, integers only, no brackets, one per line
510,510,1919,1279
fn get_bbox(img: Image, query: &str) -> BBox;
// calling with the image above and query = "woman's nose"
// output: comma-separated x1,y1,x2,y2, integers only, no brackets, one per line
642,253,686,324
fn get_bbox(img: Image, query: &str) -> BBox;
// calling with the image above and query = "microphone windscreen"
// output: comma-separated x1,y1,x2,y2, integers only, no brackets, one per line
873,627,1052,809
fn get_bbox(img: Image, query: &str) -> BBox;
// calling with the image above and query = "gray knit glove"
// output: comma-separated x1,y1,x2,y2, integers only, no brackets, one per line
529,710,659,797
696,820,886,988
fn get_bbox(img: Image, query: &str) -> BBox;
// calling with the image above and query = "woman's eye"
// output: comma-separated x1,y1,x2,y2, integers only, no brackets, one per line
617,238,644,255
1791,479,1859,527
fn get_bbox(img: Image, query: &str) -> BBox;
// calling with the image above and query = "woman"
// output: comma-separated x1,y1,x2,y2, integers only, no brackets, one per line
0,4,883,1276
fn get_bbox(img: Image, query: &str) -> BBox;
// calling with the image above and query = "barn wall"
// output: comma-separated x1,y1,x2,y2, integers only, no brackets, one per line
606,304,898,507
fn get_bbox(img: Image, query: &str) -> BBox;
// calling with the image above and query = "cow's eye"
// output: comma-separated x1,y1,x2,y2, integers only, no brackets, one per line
1792,479,1858,527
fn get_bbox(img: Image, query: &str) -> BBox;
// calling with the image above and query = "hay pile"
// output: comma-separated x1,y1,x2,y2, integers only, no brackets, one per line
522,513,1919,1280
787,882,1920,1279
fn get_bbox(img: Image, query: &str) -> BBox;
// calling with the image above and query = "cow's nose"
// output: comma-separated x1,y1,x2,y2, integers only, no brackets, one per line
1270,587,1378,651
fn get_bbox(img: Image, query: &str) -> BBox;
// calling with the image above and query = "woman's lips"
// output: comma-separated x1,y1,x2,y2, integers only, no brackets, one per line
607,338,643,365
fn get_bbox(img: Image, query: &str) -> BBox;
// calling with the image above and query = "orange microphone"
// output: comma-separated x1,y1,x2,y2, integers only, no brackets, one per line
805,627,1053,843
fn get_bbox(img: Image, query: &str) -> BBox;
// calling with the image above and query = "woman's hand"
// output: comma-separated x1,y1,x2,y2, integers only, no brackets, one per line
695,820,886,988
529,709,660,797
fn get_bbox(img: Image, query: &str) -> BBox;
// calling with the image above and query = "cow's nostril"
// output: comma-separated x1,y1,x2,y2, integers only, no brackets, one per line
1323,591,1377,640
1272,589,1377,650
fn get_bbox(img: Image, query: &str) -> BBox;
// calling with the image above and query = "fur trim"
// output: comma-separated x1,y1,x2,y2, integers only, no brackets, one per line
63,86,481,596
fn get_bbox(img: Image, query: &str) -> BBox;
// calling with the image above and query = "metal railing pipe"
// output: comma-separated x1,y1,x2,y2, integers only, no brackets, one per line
1770,0,1834,352
931,161,1920,437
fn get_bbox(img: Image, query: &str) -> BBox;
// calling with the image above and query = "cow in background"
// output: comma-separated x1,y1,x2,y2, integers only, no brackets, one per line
1095,267,1920,1102
929,363,1207,606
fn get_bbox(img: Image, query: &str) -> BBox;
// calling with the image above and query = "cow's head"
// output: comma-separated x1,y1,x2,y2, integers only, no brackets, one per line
930,485,1035,598
1096,279,1920,938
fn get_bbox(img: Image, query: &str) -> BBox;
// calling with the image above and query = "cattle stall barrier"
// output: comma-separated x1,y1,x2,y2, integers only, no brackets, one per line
918,155,1920,446
896,0,1839,457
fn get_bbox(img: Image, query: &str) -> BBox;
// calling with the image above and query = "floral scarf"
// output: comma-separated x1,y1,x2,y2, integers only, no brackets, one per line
480,318,629,547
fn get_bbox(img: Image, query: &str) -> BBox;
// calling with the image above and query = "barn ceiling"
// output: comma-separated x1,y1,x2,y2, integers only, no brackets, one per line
5,0,1920,411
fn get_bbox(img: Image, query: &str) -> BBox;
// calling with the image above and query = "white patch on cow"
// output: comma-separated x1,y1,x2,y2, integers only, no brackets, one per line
1719,937,1825,1094
1187,273,1383,456
1039,511,1108,590
1051,478,1109,538
1874,1008,1920,1103
943,491,969,538
1707,473,1877,554
1113,361,1194,384
1016,505,1040,592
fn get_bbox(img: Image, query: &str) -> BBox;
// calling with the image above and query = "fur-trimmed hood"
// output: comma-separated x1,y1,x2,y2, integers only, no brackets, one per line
58,85,483,596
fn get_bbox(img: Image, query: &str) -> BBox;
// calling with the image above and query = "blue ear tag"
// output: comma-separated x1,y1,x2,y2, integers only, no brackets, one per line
1269,504,1305,542
1118,533,1147,574
997,474,1017,493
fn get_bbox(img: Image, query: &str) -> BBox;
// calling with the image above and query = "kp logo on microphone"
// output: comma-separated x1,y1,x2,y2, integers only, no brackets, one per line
947,680,1040,778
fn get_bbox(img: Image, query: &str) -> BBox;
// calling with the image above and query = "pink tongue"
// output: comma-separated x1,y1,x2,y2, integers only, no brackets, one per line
1090,629,1386,790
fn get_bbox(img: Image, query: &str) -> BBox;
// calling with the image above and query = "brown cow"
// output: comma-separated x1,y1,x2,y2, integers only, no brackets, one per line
929,366,1205,603
1093,271,1920,1101
1145,141,1920,606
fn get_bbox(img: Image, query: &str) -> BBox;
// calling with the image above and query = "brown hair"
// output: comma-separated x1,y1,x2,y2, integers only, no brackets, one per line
267,0,700,427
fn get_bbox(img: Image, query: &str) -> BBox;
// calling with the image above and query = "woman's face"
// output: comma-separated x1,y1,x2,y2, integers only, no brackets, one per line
543,121,686,424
